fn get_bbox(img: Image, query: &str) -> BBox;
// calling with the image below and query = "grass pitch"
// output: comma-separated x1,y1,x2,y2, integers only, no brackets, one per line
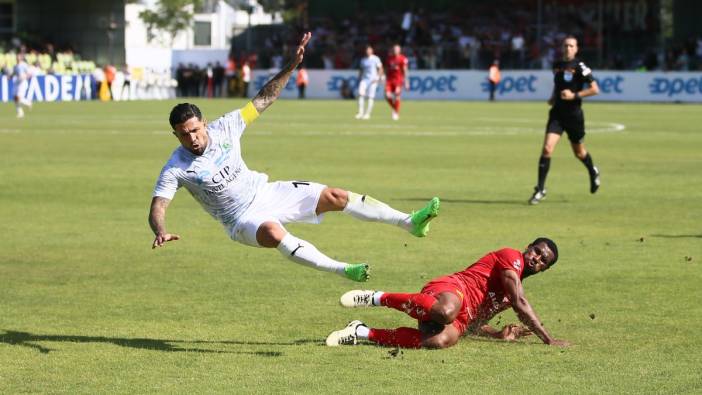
1,98,700,393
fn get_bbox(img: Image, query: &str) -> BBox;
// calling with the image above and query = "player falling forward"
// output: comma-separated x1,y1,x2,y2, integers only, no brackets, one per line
326,238,569,349
148,32,440,282
384,44,409,121
13,55,33,118
355,45,384,120
529,35,601,205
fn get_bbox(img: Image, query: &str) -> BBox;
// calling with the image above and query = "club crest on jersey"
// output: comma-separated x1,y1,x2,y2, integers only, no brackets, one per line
564,71,573,82
512,259,521,270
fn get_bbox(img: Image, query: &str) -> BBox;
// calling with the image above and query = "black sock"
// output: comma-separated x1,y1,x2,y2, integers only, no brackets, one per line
580,153,596,176
537,156,551,191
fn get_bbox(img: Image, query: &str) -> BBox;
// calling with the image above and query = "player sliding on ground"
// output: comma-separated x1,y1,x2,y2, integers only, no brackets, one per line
148,32,440,282
326,238,569,348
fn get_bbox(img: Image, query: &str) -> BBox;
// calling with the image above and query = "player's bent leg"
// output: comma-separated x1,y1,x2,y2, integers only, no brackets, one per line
427,291,462,325
419,322,462,349
260,222,368,281
340,191,413,231
256,221,287,247
315,187,348,214
377,291,438,320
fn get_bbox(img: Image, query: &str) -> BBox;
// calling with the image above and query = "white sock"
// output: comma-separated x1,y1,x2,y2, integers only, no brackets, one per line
343,191,412,231
372,291,385,306
356,325,370,339
358,96,365,114
365,98,374,115
276,233,347,276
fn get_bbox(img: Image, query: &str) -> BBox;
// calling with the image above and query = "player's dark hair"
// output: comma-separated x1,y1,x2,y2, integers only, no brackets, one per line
169,103,202,128
532,237,559,266
563,35,578,44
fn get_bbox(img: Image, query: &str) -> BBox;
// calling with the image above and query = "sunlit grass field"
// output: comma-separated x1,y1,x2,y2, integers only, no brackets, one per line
1,98,700,393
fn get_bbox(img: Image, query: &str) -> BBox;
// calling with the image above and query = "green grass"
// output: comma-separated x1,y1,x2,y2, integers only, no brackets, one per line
1,98,700,393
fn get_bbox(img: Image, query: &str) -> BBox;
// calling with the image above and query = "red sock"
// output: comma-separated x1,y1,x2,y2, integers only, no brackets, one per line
368,327,423,348
386,96,394,108
380,292,436,320
394,97,401,113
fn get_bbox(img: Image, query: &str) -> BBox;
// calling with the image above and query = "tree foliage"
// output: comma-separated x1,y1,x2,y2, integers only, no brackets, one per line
139,0,203,44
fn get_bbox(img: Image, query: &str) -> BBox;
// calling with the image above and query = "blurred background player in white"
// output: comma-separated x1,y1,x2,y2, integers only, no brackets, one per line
12,54,33,118
355,45,384,120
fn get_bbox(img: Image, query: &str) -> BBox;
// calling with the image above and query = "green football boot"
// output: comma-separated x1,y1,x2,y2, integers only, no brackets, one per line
409,197,440,237
344,263,370,282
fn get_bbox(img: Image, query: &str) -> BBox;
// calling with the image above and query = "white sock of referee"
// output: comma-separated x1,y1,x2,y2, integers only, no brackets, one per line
276,233,347,276
343,191,412,231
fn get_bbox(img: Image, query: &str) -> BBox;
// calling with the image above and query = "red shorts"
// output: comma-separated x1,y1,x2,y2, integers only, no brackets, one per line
385,80,404,95
420,275,473,334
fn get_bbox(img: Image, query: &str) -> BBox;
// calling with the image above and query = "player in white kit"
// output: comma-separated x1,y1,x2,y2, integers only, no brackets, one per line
355,45,384,120
149,33,440,282
13,55,33,118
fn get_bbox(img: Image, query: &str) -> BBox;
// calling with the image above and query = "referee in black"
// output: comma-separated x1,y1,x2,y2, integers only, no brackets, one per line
529,35,601,205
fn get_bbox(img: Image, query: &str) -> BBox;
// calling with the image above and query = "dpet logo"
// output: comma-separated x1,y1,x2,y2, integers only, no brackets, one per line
408,75,458,94
649,77,702,97
481,75,538,95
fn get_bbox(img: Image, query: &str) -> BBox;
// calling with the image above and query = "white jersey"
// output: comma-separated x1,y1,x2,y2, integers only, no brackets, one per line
13,62,29,81
360,55,382,81
153,107,267,227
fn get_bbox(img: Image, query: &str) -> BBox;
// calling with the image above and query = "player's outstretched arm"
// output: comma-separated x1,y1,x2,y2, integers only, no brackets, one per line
501,270,570,347
149,196,180,249
251,32,311,114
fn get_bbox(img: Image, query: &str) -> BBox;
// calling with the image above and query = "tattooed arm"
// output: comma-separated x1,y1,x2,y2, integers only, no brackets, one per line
149,196,180,249
251,32,312,114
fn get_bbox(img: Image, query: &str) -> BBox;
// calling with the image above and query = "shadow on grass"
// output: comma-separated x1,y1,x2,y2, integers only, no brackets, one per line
398,197,568,206
0,329,320,355
649,234,702,239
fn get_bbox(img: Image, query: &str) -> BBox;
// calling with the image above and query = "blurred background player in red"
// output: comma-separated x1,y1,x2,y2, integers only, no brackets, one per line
326,237,569,349
384,44,409,121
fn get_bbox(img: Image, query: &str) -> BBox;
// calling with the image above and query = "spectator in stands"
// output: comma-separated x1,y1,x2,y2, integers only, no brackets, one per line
214,61,225,97
241,60,251,98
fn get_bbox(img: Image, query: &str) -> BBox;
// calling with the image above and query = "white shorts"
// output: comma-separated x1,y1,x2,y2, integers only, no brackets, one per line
229,180,326,247
14,79,29,100
358,79,378,99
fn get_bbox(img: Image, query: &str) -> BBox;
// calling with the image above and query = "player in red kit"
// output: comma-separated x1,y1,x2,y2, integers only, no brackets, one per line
384,44,409,121
326,237,570,349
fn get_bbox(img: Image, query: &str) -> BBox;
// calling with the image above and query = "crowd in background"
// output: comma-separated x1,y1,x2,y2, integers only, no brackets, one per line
174,57,253,98
251,4,702,72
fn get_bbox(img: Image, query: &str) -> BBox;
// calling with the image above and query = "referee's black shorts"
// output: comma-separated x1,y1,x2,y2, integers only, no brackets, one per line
546,107,585,144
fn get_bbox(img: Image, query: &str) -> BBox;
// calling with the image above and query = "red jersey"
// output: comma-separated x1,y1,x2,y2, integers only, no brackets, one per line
385,54,408,83
452,248,525,322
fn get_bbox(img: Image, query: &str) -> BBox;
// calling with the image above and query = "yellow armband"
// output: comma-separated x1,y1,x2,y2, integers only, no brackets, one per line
241,101,259,125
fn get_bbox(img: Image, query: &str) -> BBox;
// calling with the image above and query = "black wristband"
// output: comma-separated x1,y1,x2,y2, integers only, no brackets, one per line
574,92,580,99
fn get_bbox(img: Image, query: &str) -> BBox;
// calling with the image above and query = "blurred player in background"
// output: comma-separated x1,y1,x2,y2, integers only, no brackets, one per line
487,59,500,101
529,35,601,205
149,33,440,283
326,238,569,349
355,45,384,120
384,44,409,121
12,54,33,118
296,64,308,99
